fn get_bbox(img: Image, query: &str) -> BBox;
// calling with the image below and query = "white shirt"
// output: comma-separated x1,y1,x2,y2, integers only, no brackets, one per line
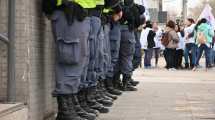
140,27,151,49
153,29,163,48
184,24,196,44
177,32,185,50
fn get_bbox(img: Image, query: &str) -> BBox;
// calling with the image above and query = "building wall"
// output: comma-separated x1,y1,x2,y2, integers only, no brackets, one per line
147,0,159,9
0,0,56,120
0,0,8,102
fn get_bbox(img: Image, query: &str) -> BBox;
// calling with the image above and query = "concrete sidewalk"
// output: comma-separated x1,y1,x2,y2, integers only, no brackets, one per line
99,67,215,120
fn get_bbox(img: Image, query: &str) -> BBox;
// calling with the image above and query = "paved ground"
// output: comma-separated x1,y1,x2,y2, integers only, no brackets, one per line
99,59,215,120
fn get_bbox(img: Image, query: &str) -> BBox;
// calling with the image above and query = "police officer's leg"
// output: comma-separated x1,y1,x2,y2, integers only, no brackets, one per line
103,24,122,96
130,31,142,86
87,17,113,107
119,28,137,91
82,16,110,113
52,9,91,120
109,22,123,91
78,52,100,116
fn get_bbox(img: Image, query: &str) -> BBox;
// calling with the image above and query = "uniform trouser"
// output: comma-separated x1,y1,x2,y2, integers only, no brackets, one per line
106,22,121,79
133,31,142,70
118,26,135,76
103,24,113,79
81,16,102,88
95,26,105,80
52,11,90,95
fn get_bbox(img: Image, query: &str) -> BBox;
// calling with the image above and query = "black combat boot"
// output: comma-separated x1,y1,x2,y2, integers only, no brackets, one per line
112,73,123,91
97,80,114,101
71,95,97,120
105,78,122,95
129,78,140,86
95,81,114,102
122,75,138,91
77,89,100,116
99,79,118,100
94,84,113,107
56,95,86,120
86,87,109,113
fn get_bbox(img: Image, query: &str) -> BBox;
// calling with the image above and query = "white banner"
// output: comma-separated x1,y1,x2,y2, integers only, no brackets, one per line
198,4,215,30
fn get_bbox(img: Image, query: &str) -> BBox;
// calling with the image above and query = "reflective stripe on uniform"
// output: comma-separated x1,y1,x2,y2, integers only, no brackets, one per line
74,0,96,8
57,0,96,8
95,0,104,5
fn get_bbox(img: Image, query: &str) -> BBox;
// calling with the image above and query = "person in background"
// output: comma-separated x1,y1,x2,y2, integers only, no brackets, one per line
164,20,179,70
153,22,162,67
194,18,214,70
184,18,196,69
175,24,185,69
213,31,215,67
140,21,156,69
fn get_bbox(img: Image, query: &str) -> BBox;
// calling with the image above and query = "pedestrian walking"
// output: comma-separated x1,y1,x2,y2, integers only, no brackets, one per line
184,18,197,69
194,18,215,70
46,1,98,119
140,21,156,69
212,32,215,66
152,22,162,67
163,20,179,70
175,24,185,69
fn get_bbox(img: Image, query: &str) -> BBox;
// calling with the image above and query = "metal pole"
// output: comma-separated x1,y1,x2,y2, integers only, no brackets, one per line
182,0,187,21
159,0,163,12
7,0,16,102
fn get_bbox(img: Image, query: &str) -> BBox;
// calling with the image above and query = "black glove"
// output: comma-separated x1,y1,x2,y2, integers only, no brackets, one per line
101,14,111,25
105,0,121,8
73,3,87,22
63,2,75,25
42,0,58,16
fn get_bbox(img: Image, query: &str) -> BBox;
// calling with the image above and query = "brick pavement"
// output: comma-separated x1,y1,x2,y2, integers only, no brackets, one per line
99,66,215,120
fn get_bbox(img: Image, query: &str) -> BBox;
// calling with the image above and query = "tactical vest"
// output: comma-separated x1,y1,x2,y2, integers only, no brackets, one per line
57,0,96,8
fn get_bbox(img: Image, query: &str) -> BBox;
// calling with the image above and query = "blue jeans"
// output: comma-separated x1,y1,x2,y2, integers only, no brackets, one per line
213,50,215,65
184,43,197,66
196,44,211,67
144,48,153,68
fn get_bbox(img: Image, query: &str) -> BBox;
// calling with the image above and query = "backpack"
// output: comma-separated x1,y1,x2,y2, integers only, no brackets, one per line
161,32,170,47
197,32,206,44
42,0,58,16
147,30,156,48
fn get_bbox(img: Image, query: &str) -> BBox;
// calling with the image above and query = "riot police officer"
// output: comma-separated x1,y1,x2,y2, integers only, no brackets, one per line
43,0,98,119
115,0,145,91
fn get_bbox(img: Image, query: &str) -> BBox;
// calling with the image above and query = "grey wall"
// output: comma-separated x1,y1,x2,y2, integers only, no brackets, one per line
0,0,56,119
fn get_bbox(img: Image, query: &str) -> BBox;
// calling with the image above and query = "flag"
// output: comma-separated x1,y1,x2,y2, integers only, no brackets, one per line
198,4,215,30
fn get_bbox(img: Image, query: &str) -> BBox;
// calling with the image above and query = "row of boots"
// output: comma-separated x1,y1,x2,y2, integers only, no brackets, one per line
56,75,139,120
